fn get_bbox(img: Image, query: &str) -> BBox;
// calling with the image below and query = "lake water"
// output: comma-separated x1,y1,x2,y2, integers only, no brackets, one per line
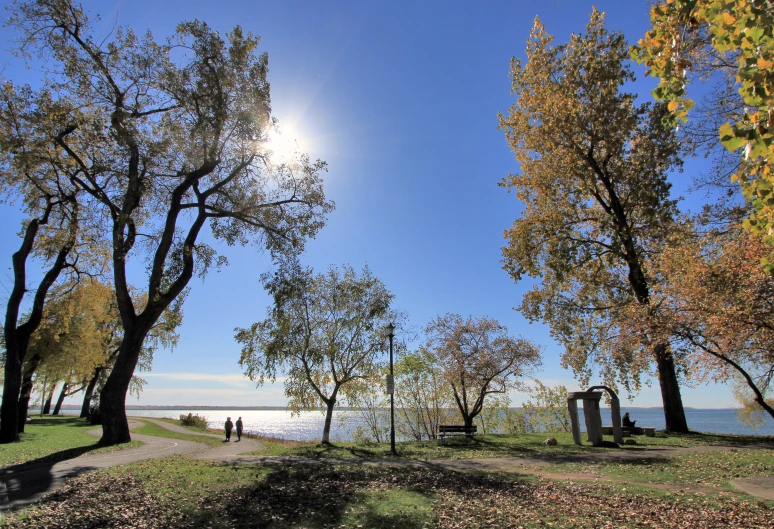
125,407,774,442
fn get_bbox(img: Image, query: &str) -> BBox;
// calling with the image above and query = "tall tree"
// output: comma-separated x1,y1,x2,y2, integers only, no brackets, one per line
0,81,92,442
425,314,541,429
236,264,398,445
634,0,774,267
499,9,690,431
9,0,333,443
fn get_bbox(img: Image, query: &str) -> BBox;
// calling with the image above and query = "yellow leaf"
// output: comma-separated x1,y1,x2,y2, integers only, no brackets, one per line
757,57,774,69
667,100,679,112
721,12,736,25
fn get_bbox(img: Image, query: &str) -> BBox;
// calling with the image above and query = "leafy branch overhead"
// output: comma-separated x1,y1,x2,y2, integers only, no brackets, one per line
633,0,774,266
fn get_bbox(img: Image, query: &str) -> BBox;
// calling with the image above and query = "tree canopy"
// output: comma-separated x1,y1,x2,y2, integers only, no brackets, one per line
6,0,333,443
425,314,541,429
236,264,398,444
499,9,689,431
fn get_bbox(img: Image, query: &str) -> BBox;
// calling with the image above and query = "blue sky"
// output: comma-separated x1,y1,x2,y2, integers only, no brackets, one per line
0,0,739,409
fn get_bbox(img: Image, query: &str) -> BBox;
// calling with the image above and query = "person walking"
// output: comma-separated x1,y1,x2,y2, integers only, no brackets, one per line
235,417,243,441
225,417,234,442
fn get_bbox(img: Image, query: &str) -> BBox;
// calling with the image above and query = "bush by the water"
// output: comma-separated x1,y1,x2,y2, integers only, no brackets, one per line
179,413,208,429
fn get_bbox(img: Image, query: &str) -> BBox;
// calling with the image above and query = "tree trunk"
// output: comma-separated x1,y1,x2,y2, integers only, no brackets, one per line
654,344,688,433
17,354,42,434
1,356,23,442
321,390,338,445
99,329,152,444
42,386,55,415
463,415,474,429
81,367,103,418
53,382,69,415
0,203,76,443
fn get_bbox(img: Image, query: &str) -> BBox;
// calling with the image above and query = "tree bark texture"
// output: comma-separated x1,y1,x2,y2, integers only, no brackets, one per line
42,387,54,415
17,354,42,433
100,328,153,444
53,382,69,415
654,344,689,432
81,367,103,418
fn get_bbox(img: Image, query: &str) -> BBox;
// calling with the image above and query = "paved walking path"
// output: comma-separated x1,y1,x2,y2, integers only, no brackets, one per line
138,418,265,459
0,418,262,511
2,420,772,512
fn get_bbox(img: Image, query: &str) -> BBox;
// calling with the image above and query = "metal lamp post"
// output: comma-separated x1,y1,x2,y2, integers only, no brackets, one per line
386,322,396,455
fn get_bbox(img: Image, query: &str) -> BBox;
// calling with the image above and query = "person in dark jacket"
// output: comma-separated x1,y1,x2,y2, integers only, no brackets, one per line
235,417,243,441
225,417,234,441
622,412,636,428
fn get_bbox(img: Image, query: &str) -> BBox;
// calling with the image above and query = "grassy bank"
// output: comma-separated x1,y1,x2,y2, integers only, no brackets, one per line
3,455,771,528
0,416,141,467
251,430,774,460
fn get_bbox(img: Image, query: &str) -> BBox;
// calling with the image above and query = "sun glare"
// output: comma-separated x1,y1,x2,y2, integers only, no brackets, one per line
263,125,301,164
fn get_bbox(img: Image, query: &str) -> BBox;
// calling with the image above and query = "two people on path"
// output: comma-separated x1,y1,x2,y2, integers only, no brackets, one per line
224,416,244,442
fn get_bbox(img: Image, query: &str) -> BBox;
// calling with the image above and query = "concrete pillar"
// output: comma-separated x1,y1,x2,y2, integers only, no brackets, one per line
583,399,602,445
567,398,581,445
610,397,623,444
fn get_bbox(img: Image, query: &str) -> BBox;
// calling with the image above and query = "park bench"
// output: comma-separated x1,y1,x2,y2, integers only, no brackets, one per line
438,425,477,444
601,426,656,437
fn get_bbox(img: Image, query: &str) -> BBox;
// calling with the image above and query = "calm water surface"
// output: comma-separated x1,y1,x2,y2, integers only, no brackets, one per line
125,407,774,442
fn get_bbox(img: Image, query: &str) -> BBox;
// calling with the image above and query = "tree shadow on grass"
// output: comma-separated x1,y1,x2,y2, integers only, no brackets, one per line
180,464,435,529
0,444,106,511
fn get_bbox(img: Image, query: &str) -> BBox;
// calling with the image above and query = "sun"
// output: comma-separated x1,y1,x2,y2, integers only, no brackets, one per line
263,124,301,165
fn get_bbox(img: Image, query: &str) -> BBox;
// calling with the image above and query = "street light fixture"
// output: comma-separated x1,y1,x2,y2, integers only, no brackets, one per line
386,322,396,455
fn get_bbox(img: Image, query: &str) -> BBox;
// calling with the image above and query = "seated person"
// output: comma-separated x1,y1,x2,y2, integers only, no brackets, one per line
622,412,636,428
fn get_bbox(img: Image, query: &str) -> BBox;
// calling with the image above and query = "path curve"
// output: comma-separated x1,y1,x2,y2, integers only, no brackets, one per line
0,418,262,511
138,418,265,459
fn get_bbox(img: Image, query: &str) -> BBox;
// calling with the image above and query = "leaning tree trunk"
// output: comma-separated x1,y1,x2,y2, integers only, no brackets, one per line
81,367,103,418
17,354,42,433
53,382,69,415
0,203,76,443
99,328,153,444
42,386,55,415
654,343,688,433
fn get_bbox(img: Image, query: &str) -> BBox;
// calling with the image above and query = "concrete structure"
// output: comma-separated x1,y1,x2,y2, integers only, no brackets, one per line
567,385,623,446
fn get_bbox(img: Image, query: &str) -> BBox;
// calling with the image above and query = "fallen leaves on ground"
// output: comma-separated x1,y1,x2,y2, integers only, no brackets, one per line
2,462,772,528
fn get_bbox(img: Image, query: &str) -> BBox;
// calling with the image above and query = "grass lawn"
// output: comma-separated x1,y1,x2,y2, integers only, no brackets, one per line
0,416,141,467
541,447,774,491
131,420,224,447
251,430,774,460
3,455,772,528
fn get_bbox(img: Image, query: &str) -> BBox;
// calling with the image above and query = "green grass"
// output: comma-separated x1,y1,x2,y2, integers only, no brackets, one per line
251,430,774,460
131,421,224,447
0,416,141,467
541,447,774,491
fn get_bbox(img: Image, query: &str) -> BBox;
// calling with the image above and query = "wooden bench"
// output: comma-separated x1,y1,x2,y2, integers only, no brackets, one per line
438,425,477,444
601,426,656,437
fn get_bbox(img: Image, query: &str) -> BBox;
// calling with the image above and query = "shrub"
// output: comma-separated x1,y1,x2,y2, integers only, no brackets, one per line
179,413,208,429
